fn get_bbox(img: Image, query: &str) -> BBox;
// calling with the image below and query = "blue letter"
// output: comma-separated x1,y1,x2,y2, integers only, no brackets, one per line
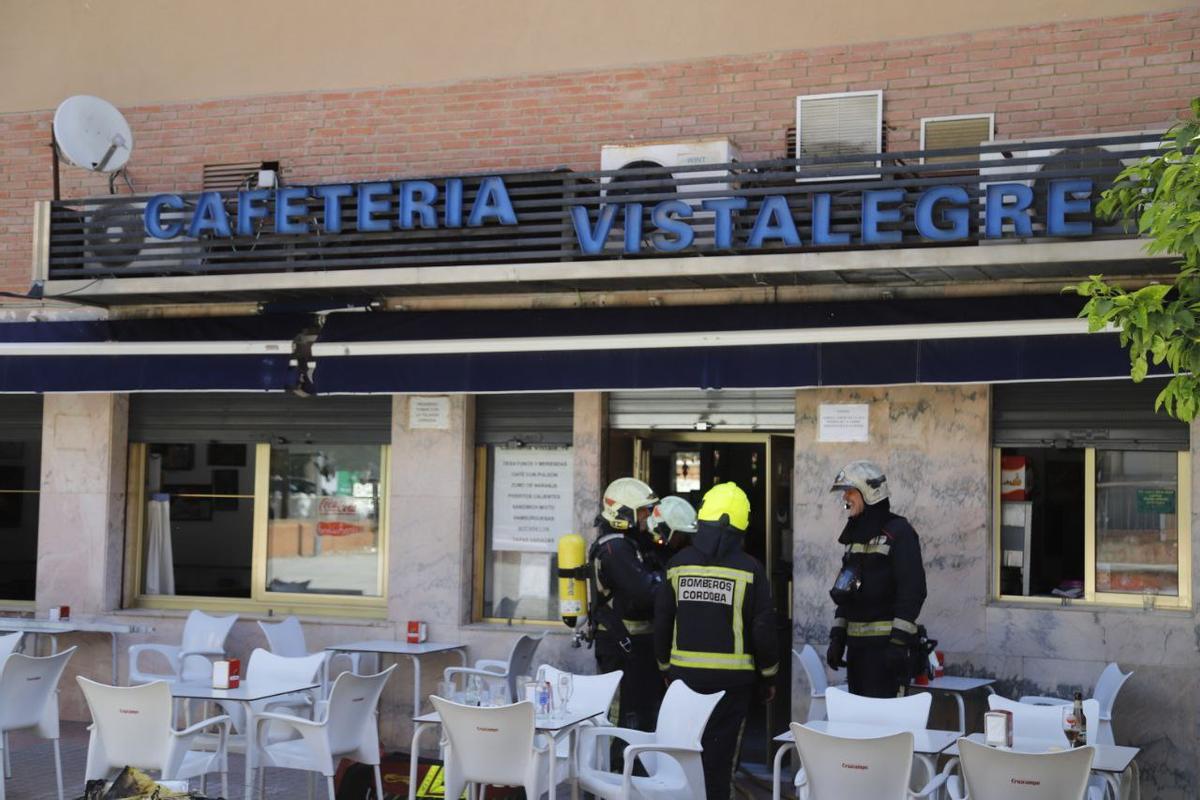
862,189,904,244
236,189,271,236
701,197,748,249
468,177,518,226
444,178,464,227
985,183,1034,238
144,194,184,239
274,186,310,235
748,196,800,247
1047,179,1093,236
651,200,695,252
188,191,232,238
400,180,439,229
811,193,849,246
313,184,353,233
357,182,392,232
915,186,970,241
570,205,618,254
624,204,644,253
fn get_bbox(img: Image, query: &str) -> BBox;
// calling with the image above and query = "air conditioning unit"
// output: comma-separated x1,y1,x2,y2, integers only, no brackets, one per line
795,90,883,182
599,137,741,250
979,131,1163,240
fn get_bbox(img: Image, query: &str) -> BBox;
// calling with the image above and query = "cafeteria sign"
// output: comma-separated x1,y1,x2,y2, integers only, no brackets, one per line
1136,488,1176,515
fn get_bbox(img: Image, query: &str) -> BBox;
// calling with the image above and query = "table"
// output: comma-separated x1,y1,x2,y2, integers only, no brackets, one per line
172,678,319,800
906,676,997,734
945,732,1140,797
409,707,595,800
772,721,959,800
323,640,467,717
0,617,140,684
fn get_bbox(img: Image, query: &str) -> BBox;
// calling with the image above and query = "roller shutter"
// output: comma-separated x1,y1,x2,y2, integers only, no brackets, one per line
992,379,1188,451
475,393,573,446
0,396,42,442
608,389,796,430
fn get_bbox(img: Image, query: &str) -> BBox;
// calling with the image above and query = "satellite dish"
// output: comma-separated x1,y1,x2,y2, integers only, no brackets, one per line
53,95,134,173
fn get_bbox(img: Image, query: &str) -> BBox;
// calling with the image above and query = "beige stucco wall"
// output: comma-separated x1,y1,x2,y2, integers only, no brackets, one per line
1,0,1187,113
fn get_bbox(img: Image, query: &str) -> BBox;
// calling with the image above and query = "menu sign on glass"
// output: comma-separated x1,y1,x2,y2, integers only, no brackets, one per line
491,447,574,553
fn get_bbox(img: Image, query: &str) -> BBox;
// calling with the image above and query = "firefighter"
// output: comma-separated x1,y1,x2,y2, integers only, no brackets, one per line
644,494,698,569
590,477,666,732
654,482,778,800
825,460,927,698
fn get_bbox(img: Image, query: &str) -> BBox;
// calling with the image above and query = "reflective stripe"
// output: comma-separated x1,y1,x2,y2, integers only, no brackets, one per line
657,660,670,672
760,663,780,678
848,542,891,555
669,649,755,671
623,619,653,635
847,620,893,637
892,618,919,635
667,564,754,584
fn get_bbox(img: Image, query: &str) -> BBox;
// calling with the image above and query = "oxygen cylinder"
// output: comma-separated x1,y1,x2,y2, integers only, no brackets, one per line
557,533,588,628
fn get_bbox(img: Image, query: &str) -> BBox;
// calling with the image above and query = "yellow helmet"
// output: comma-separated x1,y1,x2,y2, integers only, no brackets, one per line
697,482,750,531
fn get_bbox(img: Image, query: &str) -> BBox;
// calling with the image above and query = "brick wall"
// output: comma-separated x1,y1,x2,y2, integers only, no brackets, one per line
0,8,1196,295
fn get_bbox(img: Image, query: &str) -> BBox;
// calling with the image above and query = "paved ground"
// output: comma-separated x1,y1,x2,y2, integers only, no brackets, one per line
5,722,781,800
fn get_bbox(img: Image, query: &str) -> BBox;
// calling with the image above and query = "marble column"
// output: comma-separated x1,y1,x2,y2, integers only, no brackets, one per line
36,393,129,615
573,392,606,537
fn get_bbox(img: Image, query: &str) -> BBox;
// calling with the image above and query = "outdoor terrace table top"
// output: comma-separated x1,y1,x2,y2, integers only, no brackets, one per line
945,733,1139,774
325,640,466,656
170,678,320,703
413,705,602,733
774,720,960,755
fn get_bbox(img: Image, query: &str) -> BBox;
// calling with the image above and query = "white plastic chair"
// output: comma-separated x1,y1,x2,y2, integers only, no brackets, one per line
0,647,76,800
77,677,231,798
432,696,552,800
252,665,396,800
129,610,238,684
988,695,1099,746
948,737,1094,800
0,633,22,662
790,724,948,798
1019,663,1133,745
577,679,723,800
810,688,935,794
204,648,327,751
443,633,544,703
257,616,362,681
793,646,847,722
535,665,623,772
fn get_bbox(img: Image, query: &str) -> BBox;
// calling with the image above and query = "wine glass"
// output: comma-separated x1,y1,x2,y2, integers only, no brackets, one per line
557,672,574,716
1061,706,1080,748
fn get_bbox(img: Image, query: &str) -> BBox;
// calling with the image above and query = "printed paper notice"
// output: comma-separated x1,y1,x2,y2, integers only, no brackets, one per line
409,396,450,430
818,403,870,442
491,447,574,552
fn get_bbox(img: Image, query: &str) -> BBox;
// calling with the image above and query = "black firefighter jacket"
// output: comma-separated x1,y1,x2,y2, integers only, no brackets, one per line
832,503,927,648
654,520,779,690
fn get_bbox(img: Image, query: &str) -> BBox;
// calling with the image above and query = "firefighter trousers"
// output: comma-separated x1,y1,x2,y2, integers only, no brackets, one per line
697,683,753,800
846,644,903,698
596,633,664,731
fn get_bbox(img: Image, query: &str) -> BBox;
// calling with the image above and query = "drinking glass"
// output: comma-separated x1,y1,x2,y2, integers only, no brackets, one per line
557,672,574,716
436,680,455,701
1061,706,1081,748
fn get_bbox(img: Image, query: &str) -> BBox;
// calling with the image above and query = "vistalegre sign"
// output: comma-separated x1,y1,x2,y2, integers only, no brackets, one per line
144,176,1100,255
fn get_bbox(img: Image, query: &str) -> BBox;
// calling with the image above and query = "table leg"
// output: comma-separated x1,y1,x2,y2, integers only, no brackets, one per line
569,727,580,800
547,731,562,800
772,742,791,800
408,720,438,800
244,703,256,800
953,693,966,735
110,634,118,685
410,655,422,719
49,634,59,655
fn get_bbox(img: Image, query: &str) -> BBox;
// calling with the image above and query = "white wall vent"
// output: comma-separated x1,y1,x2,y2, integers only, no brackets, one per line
795,90,883,181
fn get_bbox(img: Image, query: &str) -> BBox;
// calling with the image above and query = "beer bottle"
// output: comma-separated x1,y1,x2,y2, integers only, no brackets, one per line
1072,691,1086,747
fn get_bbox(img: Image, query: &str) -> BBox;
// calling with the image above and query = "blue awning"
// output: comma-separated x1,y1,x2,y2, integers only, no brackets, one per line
310,297,1148,393
0,314,310,392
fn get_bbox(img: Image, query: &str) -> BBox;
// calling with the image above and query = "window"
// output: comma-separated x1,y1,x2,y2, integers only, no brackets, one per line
473,394,574,624
126,393,391,615
993,447,1190,608
991,379,1191,610
0,396,42,603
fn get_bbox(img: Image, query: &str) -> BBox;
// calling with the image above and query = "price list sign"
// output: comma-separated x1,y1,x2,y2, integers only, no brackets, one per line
491,447,574,552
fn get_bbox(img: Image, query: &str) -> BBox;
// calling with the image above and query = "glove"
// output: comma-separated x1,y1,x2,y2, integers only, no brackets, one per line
826,629,847,670
886,641,910,679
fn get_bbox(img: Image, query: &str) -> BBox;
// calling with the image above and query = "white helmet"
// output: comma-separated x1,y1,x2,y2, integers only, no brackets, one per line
648,495,698,542
599,477,658,531
830,460,889,506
